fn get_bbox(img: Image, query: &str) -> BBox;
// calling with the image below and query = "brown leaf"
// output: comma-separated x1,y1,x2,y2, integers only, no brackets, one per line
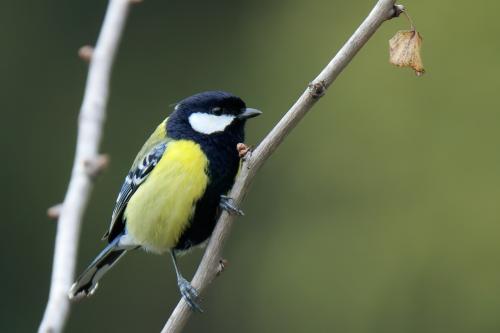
389,30,425,76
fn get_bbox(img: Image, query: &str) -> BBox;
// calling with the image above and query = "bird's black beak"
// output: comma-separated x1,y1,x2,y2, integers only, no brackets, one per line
237,108,262,120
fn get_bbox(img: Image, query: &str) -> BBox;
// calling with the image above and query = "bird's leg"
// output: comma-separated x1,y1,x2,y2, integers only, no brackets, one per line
220,195,244,216
170,251,203,312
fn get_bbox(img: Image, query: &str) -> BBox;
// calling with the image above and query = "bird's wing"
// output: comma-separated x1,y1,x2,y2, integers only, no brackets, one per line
103,119,170,241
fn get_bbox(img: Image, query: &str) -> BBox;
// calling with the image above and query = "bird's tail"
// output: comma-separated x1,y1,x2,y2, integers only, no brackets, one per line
69,237,128,300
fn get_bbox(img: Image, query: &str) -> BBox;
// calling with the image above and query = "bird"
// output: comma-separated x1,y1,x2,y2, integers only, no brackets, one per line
68,91,262,311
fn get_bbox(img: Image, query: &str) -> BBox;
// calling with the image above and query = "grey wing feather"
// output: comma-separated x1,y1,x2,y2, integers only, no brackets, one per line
103,142,168,241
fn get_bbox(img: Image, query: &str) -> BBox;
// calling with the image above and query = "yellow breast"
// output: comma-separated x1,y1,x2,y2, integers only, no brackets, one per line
124,140,209,253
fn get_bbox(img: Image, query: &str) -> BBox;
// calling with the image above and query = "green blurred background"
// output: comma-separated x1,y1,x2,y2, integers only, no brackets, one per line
3,0,500,332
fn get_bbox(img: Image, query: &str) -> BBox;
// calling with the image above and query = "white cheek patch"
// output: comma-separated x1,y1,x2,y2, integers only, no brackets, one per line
188,112,235,134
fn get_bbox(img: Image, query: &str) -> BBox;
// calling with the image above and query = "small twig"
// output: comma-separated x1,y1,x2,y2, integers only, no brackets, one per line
402,10,415,31
78,45,94,63
216,259,228,276
392,4,405,18
308,80,326,99
47,204,63,220
83,154,110,179
38,1,132,332
392,4,415,31
161,1,400,332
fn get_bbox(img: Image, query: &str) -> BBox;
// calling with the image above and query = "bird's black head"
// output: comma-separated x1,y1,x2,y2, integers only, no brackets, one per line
167,91,261,145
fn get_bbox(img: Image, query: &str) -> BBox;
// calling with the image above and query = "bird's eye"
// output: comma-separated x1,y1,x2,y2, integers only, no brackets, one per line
212,107,223,116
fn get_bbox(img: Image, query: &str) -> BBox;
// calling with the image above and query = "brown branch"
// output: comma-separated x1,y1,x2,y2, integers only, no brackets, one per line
38,1,133,332
161,1,400,332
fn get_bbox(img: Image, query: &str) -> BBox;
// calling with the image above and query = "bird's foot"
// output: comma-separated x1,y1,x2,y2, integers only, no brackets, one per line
220,195,244,216
178,277,203,312
237,143,251,159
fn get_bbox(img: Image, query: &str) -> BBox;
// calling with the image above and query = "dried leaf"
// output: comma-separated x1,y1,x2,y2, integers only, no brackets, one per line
389,30,425,76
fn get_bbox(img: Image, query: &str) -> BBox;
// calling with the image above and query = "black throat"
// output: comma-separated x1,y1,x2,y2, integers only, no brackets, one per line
166,114,244,184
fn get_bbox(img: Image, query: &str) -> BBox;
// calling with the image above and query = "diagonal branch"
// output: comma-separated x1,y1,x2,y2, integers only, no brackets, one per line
161,0,400,332
38,1,133,332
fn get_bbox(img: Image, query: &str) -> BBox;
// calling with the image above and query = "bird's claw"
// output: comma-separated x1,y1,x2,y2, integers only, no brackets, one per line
178,277,203,312
237,143,251,158
220,195,244,216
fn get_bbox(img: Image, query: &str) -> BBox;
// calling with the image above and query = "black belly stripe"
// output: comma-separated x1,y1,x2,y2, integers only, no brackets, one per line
174,136,241,251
